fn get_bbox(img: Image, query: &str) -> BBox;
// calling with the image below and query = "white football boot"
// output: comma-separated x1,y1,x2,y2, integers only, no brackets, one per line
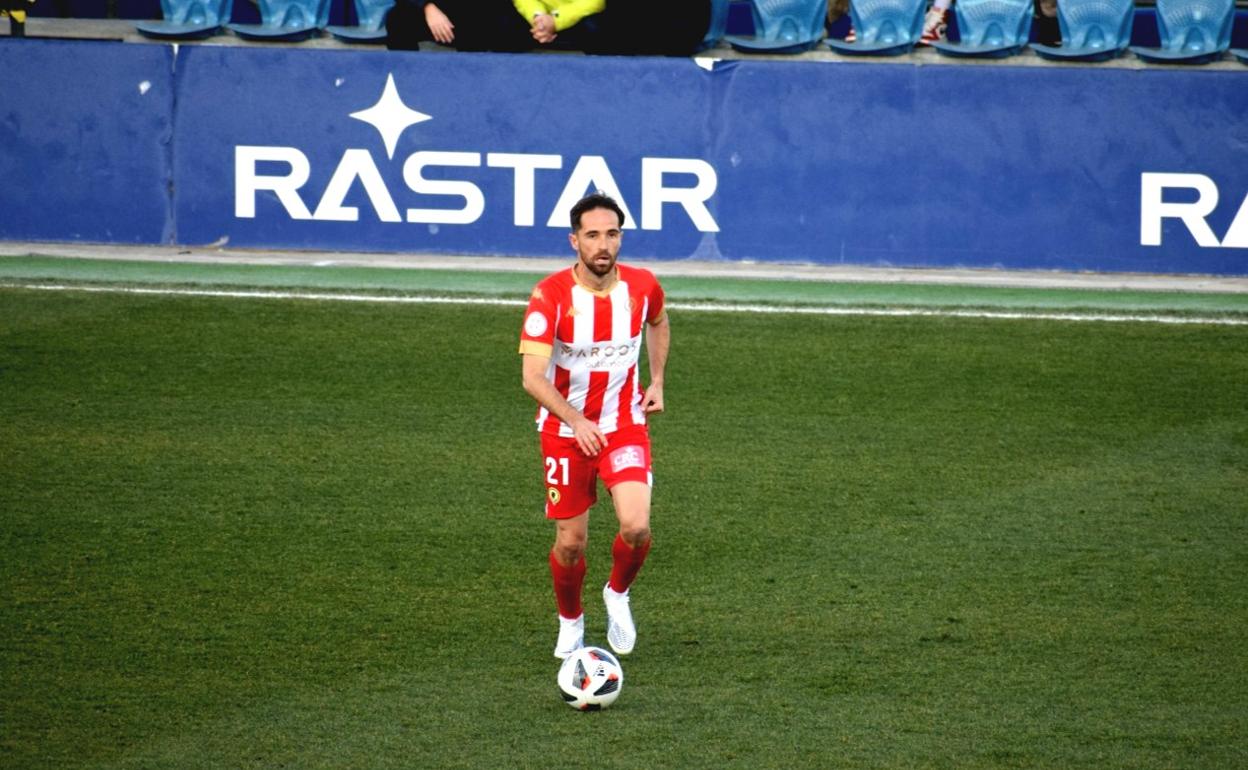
602,584,636,655
553,614,585,659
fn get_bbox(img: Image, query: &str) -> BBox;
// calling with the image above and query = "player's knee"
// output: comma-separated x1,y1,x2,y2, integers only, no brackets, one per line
552,538,587,565
619,524,650,549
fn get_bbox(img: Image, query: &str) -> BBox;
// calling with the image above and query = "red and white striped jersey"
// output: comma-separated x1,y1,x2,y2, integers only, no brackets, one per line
519,264,666,437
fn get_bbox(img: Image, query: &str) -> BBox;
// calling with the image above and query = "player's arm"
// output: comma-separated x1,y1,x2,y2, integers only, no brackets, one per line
642,311,669,414
522,353,608,456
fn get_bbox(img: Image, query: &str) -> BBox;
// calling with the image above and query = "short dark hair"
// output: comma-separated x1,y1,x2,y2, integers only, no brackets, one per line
570,192,626,232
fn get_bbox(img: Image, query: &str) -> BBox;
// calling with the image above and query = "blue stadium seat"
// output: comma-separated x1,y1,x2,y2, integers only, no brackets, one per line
724,0,827,54
227,0,329,40
698,0,732,51
1030,0,1133,62
326,0,392,42
931,0,1031,58
1129,0,1234,64
134,0,231,39
825,0,925,56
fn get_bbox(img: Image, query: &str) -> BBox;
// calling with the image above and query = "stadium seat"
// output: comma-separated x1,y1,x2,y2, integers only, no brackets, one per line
1129,0,1233,65
825,0,925,56
135,0,231,39
724,0,827,54
931,0,1031,58
1030,0,1133,62
325,0,392,42
698,0,732,51
227,0,329,41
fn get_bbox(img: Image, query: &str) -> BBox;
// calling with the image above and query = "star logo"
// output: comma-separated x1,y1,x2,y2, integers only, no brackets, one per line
349,74,432,161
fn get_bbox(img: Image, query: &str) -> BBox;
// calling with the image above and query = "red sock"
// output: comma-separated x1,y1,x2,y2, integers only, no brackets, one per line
549,551,586,619
608,533,651,593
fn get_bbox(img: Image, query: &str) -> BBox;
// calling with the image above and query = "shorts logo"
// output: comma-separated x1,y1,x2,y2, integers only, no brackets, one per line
609,446,645,473
547,487,561,505
525,311,549,337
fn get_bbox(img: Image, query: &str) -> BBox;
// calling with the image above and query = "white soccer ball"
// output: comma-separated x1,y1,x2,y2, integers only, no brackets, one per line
557,646,623,711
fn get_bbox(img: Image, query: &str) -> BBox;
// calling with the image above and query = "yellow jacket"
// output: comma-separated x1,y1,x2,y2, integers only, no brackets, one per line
513,0,605,32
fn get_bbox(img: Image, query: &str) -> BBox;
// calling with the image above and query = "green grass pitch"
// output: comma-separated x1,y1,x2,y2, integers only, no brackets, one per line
1,283,1246,768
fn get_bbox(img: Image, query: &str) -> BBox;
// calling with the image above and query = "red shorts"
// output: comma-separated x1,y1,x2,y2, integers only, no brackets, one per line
539,424,653,520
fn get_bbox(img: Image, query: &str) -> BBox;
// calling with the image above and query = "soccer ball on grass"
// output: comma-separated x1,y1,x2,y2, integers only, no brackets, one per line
557,646,623,710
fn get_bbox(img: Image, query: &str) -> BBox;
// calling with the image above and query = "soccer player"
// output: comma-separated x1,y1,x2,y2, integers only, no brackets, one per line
519,192,670,659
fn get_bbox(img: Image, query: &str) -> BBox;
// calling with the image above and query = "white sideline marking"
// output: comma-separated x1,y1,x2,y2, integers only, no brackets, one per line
5,282,1247,326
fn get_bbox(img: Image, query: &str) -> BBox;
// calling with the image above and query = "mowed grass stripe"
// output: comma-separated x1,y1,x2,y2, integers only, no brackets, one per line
3,254,1248,316
5,282,1248,327
1,287,1245,768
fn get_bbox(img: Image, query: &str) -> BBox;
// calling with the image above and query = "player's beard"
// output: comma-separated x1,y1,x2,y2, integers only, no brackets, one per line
581,250,617,277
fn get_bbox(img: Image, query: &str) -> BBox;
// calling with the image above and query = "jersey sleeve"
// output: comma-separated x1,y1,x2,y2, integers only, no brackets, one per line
646,273,666,325
519,283,557,358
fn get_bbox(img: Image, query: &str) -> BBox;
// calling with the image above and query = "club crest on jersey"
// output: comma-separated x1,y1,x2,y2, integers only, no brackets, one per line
524,311,548,337
547,487,561,505
609,446,645,473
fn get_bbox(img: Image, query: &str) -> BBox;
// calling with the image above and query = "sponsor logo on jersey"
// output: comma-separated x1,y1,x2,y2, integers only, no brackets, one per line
554,338,641,371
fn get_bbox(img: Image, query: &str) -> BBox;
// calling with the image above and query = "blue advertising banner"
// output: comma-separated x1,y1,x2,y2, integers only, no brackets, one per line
2,39,1246,275
711,60,1248,274
173,46,1248,274
174,47,717,259
0,40,173,244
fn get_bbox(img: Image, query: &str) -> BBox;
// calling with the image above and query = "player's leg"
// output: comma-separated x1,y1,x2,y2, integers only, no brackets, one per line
602,480,651,655
598,427,654,655
551,513,589,658
543,433,597,658
608,480,652,588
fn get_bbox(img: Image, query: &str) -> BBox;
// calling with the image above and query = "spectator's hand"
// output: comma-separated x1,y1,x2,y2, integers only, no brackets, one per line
530,13,557,44
424,3,454,44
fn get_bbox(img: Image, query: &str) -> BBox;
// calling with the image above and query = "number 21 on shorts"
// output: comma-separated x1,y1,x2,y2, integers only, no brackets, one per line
545,456,569,486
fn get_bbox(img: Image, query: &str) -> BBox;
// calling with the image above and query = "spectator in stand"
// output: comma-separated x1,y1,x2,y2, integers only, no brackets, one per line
828,0,849,24
597,0,712,56
919,0,952,44
386,0,535,52
1032,0,1059,46
386,0,453,50
512,0,608,51
839,0,954,46
388,0,710,56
